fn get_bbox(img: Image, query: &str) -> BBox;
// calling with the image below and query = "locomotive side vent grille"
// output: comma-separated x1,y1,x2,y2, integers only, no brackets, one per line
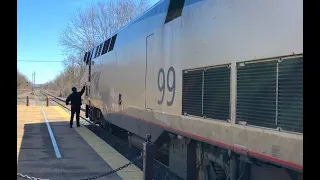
236,55,303,133
102,39,111,55
83,52,88,64
203,66,230,120
91,33,118,60
278,57,303,133
236,60,278,129
94,46,99,58
182,69,203,117
98,43,103,56
108,34,117,52
182,64,231,121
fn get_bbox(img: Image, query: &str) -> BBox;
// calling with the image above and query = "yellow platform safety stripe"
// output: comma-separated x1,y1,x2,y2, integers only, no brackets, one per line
53,106,143,180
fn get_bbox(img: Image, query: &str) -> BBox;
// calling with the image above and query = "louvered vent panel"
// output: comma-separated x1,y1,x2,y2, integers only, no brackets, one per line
236,61,277,128
182,69,203,117
278,57,303,133
85,52,90,64
83,52,88,63
165,0,185,23
108,34,117,52
98,43,103,56
102,39,111,55
94,47,99,58
203,66,230,120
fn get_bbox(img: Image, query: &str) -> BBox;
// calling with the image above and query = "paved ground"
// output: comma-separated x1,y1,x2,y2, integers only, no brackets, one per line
54,106,143,180
17,105,122,180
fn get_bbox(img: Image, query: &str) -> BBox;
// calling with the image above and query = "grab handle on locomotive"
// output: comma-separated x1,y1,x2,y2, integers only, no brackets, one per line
118,94,122,105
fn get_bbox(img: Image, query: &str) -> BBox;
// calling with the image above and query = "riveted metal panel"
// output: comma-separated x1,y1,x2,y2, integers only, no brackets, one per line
278,57,303,133
182,69,203,117
203,65,230,120
236,60,277,128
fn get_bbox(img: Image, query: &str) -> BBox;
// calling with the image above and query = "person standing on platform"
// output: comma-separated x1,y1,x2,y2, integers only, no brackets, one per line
65,85,85,128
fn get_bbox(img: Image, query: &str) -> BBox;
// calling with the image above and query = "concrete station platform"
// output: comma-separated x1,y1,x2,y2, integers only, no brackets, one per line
17,105,143,180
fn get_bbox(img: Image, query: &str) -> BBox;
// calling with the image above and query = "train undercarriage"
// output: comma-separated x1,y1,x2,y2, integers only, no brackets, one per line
86,105,303,180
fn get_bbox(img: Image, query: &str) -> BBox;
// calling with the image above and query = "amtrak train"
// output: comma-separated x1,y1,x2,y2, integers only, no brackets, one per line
82,0,303,179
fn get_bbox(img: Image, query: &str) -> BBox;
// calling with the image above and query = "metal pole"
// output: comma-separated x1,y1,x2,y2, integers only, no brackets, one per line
143,134,155,180
31,72,34,92
46,96,49,107
26,96,29,106
85,105,89,118
128,132,132,148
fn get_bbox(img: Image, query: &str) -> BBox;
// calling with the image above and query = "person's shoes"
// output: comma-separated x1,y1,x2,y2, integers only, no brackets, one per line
77,125,80,127
70,125,73,128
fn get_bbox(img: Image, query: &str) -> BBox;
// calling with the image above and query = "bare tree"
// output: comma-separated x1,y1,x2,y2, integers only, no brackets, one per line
17,70,31,90
59,0,150,58
48,0,151,97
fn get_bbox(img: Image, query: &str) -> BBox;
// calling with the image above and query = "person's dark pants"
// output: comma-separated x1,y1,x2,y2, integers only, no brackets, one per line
70,107,80,127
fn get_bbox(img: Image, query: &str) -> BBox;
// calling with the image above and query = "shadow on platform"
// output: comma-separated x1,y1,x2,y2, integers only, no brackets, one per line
17,121,122,180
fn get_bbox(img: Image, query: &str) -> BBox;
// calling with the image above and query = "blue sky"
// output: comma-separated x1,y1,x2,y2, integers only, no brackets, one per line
18,0,159,84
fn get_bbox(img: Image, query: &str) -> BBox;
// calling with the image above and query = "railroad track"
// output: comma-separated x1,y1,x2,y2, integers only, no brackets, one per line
17,90,32,97
40,91,86,112
40,90,184,180
18,90,49,106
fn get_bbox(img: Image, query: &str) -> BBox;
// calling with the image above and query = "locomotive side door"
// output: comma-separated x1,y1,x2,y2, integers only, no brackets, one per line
145,34,155,109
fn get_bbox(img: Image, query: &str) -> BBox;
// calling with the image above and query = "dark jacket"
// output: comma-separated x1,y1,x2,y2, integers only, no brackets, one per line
66,86,85,109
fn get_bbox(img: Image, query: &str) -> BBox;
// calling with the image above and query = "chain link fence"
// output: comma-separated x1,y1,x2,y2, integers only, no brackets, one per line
17,154,142,180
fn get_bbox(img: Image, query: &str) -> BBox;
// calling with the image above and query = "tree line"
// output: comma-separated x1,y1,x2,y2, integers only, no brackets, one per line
17,69,31,90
